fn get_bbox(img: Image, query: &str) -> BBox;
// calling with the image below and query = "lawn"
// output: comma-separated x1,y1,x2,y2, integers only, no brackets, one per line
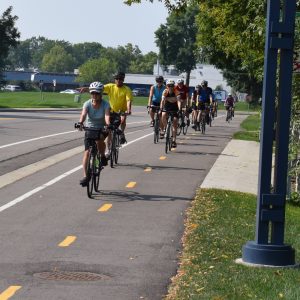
233,114,261,142
166,189,300,300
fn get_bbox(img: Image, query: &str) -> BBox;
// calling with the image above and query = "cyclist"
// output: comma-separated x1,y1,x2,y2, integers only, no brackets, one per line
104,72,133,154
160,79,182,148
197,80,213,125
175,78,190,126
224,93,235,117
191,85,201,129
77,81,111,187
148,75,165,127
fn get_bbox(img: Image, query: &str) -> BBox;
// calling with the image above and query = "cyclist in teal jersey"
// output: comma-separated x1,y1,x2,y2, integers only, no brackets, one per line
148,75,165,127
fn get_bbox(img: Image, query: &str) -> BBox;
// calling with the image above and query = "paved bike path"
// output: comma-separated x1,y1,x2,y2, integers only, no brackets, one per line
0,113,247,300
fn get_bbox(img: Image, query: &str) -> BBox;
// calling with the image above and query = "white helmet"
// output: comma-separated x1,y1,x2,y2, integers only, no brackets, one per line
228,93,232,96
177,78,184,84
89,81,103,93
166,79,175,86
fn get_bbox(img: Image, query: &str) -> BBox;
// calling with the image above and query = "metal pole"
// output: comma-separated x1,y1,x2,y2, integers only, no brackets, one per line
242,0,296,266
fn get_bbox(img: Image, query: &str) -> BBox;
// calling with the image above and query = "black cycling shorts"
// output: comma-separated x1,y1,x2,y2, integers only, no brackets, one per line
84,129,108,151
163,101,179,113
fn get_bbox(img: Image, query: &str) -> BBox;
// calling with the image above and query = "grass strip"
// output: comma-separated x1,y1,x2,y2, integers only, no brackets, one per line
233,114,261,142
166,189,300,300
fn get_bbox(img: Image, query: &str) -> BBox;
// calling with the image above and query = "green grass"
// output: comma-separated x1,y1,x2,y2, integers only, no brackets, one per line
233,114,261,142
166,189,300,300
0,91,149,108
217,101,260,112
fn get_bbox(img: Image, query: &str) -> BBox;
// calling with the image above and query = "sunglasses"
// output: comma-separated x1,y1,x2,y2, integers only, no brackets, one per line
167,85,174,87
91,92,101,95
115,78,124,81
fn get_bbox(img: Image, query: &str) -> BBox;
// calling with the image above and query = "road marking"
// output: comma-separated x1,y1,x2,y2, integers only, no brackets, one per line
144,167,152,172
0,147,83,190
126,182,136,188
0,118,16,120
0,130,77,149
171,148,176,151
0,286,22,300
0,131,153,213
159,156,167,160
0,166,82,213
58,236,77,247
98,203,112,212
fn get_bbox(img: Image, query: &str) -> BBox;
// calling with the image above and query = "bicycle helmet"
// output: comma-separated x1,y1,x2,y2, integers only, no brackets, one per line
228,93,232,96
201,80,208,86
195,84,201,89
114,71,125,80
89,81,104,94
155,75,164,83
177,78,184,84
166,79,175,86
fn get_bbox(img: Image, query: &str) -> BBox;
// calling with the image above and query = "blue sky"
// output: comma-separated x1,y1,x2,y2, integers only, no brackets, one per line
0,0,169,54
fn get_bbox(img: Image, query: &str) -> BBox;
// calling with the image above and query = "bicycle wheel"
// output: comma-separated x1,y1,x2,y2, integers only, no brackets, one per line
114,133,119,164
182,116,189,135
209,113,212,127
110,132,116,168
176,118,182,136
201,118,206,134
94,153,101,192
165,121,171,154
226,110,230,123
86,150,94,198
154,117,159,144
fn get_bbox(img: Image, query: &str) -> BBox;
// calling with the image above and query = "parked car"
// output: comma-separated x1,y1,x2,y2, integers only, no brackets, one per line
59,89,80,94
4,85,22,92
132,88,149,97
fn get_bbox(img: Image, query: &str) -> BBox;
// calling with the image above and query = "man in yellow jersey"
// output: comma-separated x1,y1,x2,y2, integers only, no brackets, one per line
104,72,133,148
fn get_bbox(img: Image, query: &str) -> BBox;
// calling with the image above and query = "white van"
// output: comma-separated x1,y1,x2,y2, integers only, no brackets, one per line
4,85,22,92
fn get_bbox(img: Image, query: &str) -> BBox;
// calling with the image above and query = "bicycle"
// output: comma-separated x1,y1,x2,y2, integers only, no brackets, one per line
109,112,125,168
198,109,206,134
208,105,213,127
177,107,189,136
148,105,160,144
226,106,233,122
164,111,178,154
75,123,104,198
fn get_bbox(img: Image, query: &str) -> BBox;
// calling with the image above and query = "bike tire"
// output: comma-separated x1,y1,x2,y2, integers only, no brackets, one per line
86,151,94,198
110,132,115,168
201,119,206,134
182,116,188,135
114,133,119,164
209,114,212,127
176,118,182,136
154,118,159,144
94,154,101,192
165,122,171,154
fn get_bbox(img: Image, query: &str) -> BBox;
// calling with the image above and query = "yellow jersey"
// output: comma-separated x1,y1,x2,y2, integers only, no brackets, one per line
103,83,133,112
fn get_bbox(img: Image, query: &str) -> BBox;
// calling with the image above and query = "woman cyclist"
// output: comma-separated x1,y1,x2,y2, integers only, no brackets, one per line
77,81,111,187
160,79,182,148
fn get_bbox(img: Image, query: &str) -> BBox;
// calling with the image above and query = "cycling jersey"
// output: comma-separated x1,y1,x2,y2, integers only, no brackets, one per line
152,84,165,105
198,87,213,104
225,96,234,106
83,99,110,129
162,90,178,112
104,83,132,113
175,85,189,100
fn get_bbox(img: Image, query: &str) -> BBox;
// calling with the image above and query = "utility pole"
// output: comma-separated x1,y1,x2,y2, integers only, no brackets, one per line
242,0,297,266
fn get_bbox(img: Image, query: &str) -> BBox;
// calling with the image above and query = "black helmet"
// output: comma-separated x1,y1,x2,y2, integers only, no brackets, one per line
195,84,201,89
114,71,125,80
155,75,164,83
201,80,208,87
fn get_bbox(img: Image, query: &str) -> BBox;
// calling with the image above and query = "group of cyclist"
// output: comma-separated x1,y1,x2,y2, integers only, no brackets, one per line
77,72,132,186
77,72,235,186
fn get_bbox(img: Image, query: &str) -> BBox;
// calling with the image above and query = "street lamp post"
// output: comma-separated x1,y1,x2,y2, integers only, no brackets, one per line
242,0,297,266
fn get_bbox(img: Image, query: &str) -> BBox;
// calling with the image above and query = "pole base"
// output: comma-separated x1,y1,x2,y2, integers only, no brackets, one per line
242,241,295,266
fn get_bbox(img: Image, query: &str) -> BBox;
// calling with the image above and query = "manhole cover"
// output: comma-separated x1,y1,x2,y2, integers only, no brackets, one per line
34,271,108,281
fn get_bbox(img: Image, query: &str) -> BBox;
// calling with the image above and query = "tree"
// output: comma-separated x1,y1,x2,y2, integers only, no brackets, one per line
155,5,199,85
72,42,103,67
0,6,20,81
41,45,76,73
129,51,158,74
76,57,117,84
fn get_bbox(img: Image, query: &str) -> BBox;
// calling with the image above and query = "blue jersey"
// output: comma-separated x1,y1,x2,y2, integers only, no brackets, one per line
198,87,213,103
152,84,165,104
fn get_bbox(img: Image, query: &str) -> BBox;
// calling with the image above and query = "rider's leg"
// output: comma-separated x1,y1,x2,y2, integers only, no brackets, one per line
96,138,108,165
172,117,178,142
149,109,155,125
120,115,127,144
82,149,89,178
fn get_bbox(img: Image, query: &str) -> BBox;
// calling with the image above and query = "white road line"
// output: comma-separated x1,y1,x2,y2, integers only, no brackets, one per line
0,121,148,150
0,130,77,149
0,166,82,213
0,131,153,213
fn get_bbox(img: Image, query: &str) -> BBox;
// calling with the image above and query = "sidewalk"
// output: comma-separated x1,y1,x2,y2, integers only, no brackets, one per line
201,139,260,195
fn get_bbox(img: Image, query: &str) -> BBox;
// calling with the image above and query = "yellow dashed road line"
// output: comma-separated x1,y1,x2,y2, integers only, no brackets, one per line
0,118,16,121
144,167,152,172
0,286,22,300
58,236,77,247
159,156,167,160
126,182,137,188
98,203,112,212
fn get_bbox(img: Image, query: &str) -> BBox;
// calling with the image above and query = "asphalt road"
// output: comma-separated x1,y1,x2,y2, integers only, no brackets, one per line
0,107,247,300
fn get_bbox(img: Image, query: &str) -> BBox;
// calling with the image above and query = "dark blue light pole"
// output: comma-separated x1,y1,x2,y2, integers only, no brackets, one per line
242,0,297,266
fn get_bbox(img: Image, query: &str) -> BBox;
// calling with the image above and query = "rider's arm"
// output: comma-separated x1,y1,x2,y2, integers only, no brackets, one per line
79,106,88,124
104,105,111,126
148,85,154,107
126,87,133,115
